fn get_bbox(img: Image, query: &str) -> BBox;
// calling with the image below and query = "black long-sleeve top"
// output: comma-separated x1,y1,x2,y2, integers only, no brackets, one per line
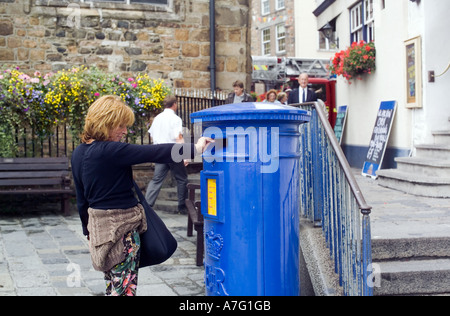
71,141,196,236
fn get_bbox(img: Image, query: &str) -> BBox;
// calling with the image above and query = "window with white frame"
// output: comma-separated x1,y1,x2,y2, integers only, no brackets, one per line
276,0,285,10
262,28,271,55
261,0,270,16
36,0,173,21
276,24,286,53
319,32,338,51
319,31,328,50
364,0,375,42
89,0,167,3
350,2,363,42
350,0,375,43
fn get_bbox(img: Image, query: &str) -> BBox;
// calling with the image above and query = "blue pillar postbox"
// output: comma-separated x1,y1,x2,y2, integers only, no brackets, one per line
190,102,310,296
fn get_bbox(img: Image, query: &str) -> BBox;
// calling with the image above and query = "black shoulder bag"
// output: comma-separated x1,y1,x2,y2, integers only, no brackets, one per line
133,181,178,268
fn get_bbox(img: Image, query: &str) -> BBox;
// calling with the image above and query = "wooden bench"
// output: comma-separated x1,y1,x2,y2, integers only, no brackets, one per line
185,183,204,266
0,157,73,215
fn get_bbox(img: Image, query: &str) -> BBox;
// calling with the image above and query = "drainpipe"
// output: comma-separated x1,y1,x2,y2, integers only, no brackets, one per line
209,0,217,106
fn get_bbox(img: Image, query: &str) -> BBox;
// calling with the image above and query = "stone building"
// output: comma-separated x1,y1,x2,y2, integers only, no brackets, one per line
315,0,450,197
250,0,295,57
0,0,252,91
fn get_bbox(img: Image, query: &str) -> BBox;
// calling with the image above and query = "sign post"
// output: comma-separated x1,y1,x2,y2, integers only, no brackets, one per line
334,105,348,144
362,101,397,179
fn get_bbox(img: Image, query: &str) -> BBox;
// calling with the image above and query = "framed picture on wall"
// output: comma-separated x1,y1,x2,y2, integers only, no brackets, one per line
405,36,422,108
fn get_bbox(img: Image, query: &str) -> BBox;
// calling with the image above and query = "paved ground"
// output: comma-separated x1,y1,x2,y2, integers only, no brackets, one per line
0,205,204,296
355,170,450,240
0,170,448,296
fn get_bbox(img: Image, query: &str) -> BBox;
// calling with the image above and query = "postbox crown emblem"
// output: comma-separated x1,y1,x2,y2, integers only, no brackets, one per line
205,229,224,261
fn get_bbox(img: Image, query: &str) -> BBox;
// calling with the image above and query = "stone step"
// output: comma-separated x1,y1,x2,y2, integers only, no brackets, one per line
372,237,450,261
415,144,450,160
187,173,201,184
153,199,180,213
157,187,179,201
376,169,450,198
153,173,201,213
158,187,201,201
433,130,450,145
395,156,450,178
372,234,450,296
374,258,450,296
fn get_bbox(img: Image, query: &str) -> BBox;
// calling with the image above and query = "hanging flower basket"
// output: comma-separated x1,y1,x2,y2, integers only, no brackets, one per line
329,41,376,84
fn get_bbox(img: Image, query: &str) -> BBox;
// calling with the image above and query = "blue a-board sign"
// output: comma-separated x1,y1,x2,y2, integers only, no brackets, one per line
362,101,397,179
334,105,348,144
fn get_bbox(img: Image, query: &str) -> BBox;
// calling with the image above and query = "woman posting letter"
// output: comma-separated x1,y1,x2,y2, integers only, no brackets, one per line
71,95,211,296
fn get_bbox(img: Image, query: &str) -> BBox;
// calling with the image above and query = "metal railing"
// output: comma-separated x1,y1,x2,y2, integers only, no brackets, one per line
175,88,228,137
10,126,75,159
296,101,373,296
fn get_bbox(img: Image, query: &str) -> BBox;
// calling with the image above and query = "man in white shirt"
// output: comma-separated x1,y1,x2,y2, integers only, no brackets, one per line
145,96,188,213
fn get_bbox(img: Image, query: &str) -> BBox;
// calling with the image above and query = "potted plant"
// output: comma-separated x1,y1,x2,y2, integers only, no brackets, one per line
329,41,376,83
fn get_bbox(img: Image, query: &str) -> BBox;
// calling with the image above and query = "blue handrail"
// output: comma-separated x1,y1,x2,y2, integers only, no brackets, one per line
296,101,373,296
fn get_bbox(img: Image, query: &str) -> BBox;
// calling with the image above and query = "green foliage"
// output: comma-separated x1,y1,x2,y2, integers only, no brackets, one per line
0,66,172,156
329,41,376,83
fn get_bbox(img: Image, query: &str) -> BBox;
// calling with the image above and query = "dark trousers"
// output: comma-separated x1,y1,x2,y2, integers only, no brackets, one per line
145,161,188,210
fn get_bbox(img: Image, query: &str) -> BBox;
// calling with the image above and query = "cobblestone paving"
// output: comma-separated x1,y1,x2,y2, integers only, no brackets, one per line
0,206,205,296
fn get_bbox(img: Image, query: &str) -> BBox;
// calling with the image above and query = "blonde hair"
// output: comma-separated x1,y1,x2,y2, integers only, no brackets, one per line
81,95,135,143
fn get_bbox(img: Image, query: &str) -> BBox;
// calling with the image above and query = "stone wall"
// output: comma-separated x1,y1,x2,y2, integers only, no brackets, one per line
0,0,252,90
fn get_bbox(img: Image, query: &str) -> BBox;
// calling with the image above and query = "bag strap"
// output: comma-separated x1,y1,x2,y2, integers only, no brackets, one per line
133,181,146,204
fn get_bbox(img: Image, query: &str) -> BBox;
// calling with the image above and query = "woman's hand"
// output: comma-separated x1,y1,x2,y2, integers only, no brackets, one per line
195,137,214,154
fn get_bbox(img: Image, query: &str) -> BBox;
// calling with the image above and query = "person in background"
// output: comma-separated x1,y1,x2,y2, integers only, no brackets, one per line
287,73,317,104
276,92,288,105
225,80,254,104
145,96,190,214
263,89,278,103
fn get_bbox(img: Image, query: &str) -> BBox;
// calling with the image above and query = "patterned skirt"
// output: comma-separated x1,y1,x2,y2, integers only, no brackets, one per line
104,230,141,296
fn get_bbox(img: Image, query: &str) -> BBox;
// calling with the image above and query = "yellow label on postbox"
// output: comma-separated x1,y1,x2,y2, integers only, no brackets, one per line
207,178,217,216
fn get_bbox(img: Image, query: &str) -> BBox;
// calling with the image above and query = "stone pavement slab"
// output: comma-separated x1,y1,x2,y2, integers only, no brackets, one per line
0,208,205,296
353,170,450,240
